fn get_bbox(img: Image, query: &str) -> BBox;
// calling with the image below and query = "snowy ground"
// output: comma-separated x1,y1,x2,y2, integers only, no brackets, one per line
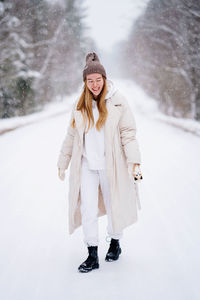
1,80,200,137
0,79,200,300
0,92,79,135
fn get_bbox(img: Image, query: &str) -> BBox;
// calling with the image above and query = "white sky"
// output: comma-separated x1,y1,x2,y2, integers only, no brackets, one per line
83,0,149,52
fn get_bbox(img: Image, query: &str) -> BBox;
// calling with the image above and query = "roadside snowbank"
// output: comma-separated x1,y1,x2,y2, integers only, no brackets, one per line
0,79,200,137
115,79,200,137
0,92,80,135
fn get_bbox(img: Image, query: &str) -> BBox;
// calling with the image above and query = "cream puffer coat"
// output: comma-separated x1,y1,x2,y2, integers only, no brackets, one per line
57,84,142,235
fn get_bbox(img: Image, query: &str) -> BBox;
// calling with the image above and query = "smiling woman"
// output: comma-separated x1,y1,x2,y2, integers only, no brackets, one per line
57,52,143,273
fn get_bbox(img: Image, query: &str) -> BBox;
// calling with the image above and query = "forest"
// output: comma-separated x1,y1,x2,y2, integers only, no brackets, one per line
1,0,200,121
120,0,200,120
0,0,94,118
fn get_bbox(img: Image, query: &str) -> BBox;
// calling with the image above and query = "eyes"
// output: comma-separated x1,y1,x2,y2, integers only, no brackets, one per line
87,79,102,84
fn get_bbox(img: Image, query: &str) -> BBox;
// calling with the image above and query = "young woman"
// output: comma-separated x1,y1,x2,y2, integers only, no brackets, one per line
57,52,143,273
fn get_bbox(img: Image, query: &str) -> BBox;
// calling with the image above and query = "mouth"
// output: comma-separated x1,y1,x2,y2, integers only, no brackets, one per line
92,88,100,93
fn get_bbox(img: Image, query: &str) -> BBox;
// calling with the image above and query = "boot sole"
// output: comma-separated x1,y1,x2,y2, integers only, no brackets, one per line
78,263,99,273
105,248,122,262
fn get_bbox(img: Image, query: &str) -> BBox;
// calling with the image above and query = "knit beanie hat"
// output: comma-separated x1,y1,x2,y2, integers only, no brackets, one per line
83,52,107,81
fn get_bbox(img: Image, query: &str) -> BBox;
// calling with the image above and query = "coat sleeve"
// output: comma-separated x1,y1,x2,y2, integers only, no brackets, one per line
57,103,76,170
119,97,141,165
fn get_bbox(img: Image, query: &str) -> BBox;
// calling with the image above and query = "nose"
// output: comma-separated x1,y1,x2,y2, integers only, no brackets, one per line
93,81,97,87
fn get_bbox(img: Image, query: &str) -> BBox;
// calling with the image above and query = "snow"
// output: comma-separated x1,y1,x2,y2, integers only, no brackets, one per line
18,70,41,79
0,90,80,135
0,79,200,299
1,79,200,137
0,2,4,15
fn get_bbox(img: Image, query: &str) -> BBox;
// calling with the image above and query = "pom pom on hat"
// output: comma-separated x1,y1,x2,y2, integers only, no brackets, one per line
83,52,106,81
85,52,100,63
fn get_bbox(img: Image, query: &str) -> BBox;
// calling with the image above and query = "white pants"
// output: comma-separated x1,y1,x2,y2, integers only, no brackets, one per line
80,158,123,247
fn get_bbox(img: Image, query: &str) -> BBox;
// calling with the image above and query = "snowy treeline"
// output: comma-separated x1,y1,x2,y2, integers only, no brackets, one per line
0,0,94,119
120,0,200,120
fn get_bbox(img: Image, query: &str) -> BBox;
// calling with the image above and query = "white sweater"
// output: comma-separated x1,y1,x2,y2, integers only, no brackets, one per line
82,99,105,169
82,79,117,170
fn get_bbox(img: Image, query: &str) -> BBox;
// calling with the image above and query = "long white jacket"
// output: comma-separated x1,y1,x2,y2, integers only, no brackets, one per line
57,80,142,234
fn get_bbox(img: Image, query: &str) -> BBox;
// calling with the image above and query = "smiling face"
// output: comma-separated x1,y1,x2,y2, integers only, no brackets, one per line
86,73,104,99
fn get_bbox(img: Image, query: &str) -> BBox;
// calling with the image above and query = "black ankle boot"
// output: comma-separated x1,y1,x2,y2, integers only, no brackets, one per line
78,246,99,273
105,238,122,262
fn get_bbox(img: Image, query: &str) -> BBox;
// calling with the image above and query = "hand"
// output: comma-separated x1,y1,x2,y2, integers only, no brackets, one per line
58,168,65,181
133,164,143,180
128,163,143,181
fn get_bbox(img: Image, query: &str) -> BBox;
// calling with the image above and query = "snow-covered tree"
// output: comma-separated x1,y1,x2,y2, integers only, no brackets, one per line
0,0,92,118
120,0,200,120
0,0,37,118
37,0,89,102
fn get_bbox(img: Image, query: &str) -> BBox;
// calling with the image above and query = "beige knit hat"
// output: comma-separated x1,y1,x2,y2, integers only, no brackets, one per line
83,52,107,81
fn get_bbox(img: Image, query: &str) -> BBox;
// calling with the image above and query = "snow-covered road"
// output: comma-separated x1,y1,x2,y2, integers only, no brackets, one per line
0,80,200,300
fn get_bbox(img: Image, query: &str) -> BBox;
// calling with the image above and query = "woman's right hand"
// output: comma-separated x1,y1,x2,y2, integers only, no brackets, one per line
58,168,65,181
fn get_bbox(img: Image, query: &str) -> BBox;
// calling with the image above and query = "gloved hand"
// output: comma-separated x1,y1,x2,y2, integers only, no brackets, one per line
128,163,143,181
58,168,65,181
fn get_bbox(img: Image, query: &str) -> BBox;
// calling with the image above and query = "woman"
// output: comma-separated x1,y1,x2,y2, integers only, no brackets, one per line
57,52,143,273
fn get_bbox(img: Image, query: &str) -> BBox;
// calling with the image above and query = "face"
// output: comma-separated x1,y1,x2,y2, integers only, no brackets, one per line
86,73,104,98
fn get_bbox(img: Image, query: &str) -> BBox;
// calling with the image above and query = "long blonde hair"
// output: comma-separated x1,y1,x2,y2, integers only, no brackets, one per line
71,76,108,132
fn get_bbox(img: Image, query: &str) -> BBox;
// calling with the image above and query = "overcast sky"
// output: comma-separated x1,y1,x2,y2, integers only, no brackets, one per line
83,0,149,53
48,0,149,53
